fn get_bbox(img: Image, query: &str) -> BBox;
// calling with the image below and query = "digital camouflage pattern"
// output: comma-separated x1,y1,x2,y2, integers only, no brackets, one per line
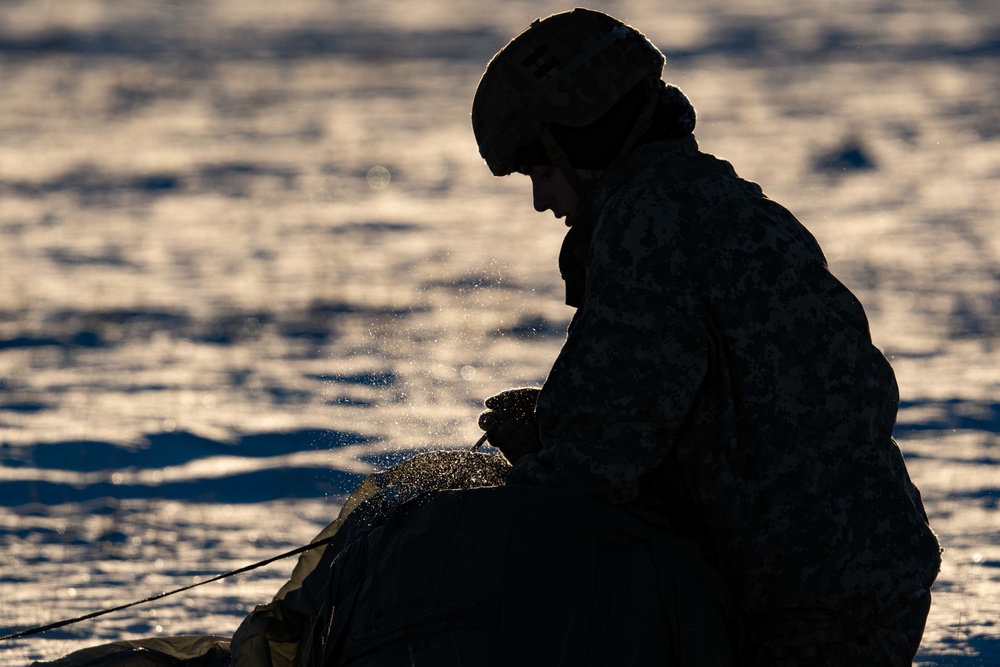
508,135,942,650
471,8,664,176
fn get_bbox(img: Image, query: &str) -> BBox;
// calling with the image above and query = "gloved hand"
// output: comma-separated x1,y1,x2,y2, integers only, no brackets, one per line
478,387,542,464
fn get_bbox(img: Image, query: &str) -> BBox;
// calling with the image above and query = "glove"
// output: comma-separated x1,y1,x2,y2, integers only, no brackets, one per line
478,387,542,464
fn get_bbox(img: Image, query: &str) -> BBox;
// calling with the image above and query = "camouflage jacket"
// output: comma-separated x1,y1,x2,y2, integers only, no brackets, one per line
509,136,941,617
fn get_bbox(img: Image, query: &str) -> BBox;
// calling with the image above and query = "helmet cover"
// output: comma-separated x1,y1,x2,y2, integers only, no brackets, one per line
472,8,665,176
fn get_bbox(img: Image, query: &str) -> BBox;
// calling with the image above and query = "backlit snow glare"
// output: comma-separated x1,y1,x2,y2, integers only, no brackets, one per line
1,0,999,664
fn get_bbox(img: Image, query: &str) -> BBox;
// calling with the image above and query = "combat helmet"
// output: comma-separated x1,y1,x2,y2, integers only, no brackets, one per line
472,8,666,177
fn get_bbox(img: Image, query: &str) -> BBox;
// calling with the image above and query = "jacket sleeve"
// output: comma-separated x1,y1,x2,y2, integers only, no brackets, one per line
508,191,712,504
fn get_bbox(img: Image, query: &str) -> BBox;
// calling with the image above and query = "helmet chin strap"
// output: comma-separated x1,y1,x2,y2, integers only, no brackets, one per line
609,79,660,170
539,127,591,198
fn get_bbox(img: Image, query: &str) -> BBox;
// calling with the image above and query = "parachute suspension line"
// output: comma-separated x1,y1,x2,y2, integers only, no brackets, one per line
3,435,501,643
0,533,341,642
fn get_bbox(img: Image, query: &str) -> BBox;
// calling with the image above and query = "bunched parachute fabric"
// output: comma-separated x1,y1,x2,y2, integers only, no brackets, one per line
227,450,514,667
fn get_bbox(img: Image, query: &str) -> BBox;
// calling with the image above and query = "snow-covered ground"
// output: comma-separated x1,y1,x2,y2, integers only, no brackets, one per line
1,0,998,663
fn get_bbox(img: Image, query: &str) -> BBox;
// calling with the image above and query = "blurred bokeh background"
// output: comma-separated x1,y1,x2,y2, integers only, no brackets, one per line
1,0,999,663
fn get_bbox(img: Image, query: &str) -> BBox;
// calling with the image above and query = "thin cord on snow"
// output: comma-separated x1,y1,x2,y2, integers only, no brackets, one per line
3,436,497,643
0,533,339,642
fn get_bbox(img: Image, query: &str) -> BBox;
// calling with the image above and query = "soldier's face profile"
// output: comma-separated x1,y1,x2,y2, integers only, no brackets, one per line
523,165,581,227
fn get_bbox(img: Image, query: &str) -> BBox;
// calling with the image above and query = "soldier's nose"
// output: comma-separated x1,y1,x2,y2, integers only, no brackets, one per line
530,176,552,213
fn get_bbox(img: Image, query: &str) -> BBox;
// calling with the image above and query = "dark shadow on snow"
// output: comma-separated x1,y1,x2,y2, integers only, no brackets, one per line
0,25,506,63
811,137,878,174
0,401,54,413
494,314,568,340
306,371,397,387
0,303,421,353
328,221,421,235
945,487,1000,510
1,429,370,473
918,631,1000,666
0,466,363,506
0,161,297,203
896,398,1000,434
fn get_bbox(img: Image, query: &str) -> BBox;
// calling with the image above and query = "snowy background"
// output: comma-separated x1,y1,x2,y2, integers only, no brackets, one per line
1,0,999,664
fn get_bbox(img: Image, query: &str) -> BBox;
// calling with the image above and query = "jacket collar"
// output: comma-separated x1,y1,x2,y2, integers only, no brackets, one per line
558,135,700,307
